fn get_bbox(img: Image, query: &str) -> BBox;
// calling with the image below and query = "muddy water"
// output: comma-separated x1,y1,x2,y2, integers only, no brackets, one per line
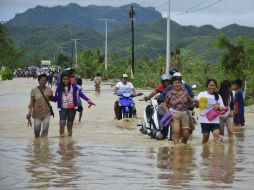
0,78,254,190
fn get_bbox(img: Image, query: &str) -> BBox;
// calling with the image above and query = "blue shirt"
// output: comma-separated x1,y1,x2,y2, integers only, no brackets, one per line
55,74,61,87
234,90,244,114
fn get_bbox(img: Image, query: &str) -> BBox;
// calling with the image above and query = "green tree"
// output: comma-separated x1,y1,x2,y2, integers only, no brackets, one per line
77,49,104,78
216,34,254,96
56,53,70,68
180,49,215,89
0,24,29,69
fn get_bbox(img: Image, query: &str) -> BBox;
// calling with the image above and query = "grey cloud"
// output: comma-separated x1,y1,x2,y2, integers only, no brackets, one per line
0,0,253,27
156,0,254,14
172,10,254,28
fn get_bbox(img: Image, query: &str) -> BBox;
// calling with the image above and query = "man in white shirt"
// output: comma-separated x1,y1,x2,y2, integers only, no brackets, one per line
114,74,136,119
114,74,136,94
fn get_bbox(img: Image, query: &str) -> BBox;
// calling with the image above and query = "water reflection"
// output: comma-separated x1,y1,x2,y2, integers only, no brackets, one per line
234,126,245,141
200,144,235,186
157,146,195,187
54,138,80,188
26,138,52,189
25,138,80,189
1,79,254,190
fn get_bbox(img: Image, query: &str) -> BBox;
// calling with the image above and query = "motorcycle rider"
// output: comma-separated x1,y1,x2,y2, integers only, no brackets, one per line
160,72,194,101
114,74,136,120
157,72,195,139
144,74,172,101
143,74,172,123
160,73,198,144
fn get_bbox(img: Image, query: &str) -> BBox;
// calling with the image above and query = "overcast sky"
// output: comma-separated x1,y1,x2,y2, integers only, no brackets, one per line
0,0,253,28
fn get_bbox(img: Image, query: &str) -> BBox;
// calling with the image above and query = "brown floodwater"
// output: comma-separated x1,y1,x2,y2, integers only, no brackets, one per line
0,78,254,190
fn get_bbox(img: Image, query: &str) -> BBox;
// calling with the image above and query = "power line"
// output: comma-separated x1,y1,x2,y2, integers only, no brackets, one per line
173,0,207,16
173,0,223,16
191,0,223,12
188,0,209,12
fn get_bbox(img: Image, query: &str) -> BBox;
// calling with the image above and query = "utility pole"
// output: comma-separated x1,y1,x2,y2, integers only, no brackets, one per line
166,0,171,74
70,42,74,69
98,19,115,73
59,46,63,54
16,40,19,49
129,5,135,79
71,39,80,69
53,51,56,62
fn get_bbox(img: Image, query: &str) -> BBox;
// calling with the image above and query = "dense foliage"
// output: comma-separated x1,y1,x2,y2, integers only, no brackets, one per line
216,34,254,100
4,4,254,62
5,21,254,63
0,68,13,80
7,3,161,30
0,24,28,80
1,3,254,104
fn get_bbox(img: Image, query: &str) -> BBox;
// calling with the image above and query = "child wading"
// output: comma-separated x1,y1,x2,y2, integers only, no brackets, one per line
218,80,235,142
76,77,83,122
94,73,102,95
232,79,245,126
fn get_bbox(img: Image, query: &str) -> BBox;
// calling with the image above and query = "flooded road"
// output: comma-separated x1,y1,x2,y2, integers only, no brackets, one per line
1,78,254,190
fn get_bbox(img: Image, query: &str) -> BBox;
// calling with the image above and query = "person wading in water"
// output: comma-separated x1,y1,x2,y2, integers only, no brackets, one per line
26,74,53,138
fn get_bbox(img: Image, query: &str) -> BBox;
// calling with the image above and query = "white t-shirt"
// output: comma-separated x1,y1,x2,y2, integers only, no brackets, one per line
116,82,134,93
196,91,224,124
62,86,74,109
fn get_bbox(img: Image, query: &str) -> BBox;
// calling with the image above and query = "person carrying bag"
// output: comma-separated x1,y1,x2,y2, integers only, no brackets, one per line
38,87,55,118
26,74,53,138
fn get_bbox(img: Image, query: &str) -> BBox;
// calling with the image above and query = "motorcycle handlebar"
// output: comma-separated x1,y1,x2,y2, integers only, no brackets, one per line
116,92,143,97
135,93,143,97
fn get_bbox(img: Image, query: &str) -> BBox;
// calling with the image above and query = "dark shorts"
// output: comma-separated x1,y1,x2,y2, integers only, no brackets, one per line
201,123,220,134
234,113,245,125
59,108,76,126
77,106,83,112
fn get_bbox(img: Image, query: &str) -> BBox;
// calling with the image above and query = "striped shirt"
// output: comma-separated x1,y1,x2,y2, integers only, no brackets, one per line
165,88,191,112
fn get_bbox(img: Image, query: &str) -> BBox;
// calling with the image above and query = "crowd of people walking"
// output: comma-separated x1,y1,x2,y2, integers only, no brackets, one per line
26,69,245,146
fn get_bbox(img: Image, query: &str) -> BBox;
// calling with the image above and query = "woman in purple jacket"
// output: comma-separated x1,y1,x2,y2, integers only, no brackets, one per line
53,72,95,136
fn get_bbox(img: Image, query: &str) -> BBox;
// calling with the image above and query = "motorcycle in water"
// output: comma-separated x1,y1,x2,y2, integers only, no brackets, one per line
189,84,198,135
117,92,143,120
187,104,197,135
138,84,197,140
137,99,172,140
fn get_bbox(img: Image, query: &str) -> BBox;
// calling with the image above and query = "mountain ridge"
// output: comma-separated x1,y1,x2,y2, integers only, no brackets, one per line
3,3,254,62
6,3,162,31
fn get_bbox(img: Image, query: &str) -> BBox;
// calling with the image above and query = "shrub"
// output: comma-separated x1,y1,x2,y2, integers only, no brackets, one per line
1,68,13,80
245,98,254,106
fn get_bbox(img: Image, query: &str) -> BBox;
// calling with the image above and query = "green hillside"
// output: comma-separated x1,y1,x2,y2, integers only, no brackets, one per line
7,3,162,30
3,4,254,62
